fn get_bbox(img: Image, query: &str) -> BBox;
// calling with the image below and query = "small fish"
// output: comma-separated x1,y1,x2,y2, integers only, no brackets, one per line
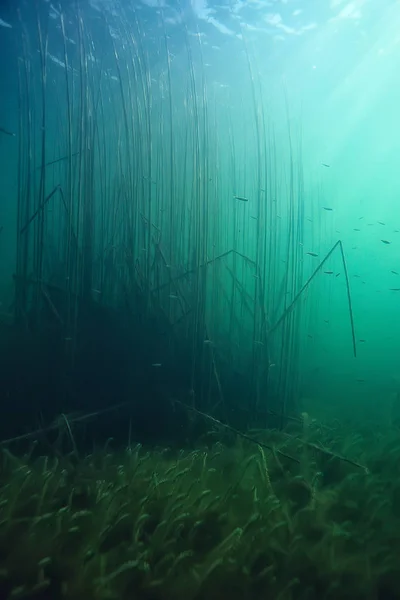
324,320,329,324
321,163,330,168
322,207,333,211
390,288,400,291
353,228,360,232
306,252,318,257
169,294,179,299
359,217,364,220
0,127,16,137
307,334,313,339
250,216,258,220
391,271,399,275
359,339,366,343
356,379,365,383
336,273,341,277
353,275,360,278
378,221,385,226
234,195,248,202
394,230,400,233
324,271,334,275
152,363,162,367
381,240,391,244
306,218,313,222
142,176,157,184
0,19,12,29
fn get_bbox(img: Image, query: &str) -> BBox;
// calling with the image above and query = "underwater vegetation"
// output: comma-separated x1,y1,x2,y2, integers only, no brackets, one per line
1,2,400,597
1,415,400,600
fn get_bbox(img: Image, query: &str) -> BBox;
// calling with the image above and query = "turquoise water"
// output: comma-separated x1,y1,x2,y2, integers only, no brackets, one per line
0,0,399,430
1,3,400,598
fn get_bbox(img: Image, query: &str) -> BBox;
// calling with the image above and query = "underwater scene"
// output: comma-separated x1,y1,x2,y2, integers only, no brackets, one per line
0,0,400,598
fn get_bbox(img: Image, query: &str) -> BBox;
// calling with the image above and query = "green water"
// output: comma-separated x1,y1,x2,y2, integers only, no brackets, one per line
0,0,399,427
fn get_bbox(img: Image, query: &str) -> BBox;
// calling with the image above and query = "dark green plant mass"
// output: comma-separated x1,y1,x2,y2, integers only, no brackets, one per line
0,418,399,600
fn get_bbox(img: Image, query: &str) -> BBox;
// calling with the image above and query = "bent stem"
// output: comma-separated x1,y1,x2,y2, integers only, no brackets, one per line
269,240,357,359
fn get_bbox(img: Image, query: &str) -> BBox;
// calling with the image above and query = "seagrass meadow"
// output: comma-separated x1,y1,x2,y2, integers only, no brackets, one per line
2,418,400,600
1,0,400,597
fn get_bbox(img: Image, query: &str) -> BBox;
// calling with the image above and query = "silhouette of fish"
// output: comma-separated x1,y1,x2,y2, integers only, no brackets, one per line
0,127,15,137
